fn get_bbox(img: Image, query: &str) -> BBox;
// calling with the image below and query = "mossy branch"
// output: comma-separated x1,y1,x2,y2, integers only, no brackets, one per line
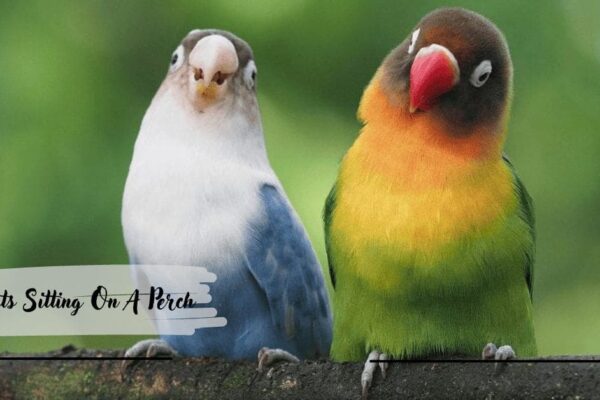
1,347,598,399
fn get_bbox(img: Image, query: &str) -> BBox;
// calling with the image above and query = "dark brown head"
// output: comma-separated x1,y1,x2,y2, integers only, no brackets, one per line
382,8,512,133
162,29,257,111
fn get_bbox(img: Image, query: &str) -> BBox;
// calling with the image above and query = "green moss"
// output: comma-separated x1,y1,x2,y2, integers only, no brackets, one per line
14,369,125,399
221,367,251,390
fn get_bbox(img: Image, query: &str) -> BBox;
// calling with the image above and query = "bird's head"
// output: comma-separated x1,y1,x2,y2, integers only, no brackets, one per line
363,8,512,138
162,29,257,112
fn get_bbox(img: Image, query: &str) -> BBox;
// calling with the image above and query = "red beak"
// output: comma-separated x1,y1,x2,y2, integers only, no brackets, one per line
409,44,460,113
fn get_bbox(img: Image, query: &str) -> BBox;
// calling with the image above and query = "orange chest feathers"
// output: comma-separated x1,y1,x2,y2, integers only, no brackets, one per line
332,77,517,259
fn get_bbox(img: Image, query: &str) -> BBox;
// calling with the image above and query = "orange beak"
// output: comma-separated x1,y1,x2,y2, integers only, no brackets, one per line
409,44,460,113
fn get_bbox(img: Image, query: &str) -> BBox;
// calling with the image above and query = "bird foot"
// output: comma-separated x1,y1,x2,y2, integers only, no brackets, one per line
481,343,516,360
124,339,178,358
361,350,389,400
121,339,178,375
256,347,300,373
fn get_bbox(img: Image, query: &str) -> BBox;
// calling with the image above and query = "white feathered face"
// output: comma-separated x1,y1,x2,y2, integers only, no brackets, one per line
164,30,258,112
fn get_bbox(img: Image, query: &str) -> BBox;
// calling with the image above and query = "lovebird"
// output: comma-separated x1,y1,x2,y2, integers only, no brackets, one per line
122,29,332,367
323,8,536,394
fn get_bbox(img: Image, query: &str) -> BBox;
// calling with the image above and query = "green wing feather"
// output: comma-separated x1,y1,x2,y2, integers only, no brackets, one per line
503,154,536,298
323,183,337,289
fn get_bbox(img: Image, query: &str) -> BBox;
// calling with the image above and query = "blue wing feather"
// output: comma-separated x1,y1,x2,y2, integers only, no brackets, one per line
244,184,332,357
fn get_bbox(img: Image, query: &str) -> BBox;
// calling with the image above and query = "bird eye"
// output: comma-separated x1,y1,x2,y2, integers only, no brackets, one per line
470,60,492,87
169,45,185,72
408,28,420,54
243,60,257,89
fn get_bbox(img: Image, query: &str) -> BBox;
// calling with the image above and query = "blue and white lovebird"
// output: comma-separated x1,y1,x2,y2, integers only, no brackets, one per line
121,30,332,366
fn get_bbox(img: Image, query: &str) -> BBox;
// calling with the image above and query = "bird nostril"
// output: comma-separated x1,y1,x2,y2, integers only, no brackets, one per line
194,68,204,81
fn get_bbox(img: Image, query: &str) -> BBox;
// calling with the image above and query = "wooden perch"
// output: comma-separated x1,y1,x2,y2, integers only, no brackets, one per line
0,347,598,399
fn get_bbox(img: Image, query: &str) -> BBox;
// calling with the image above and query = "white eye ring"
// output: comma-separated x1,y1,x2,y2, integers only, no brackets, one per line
243,60,257,89
169,45,185,72
408,28,420,54
470,60,492,87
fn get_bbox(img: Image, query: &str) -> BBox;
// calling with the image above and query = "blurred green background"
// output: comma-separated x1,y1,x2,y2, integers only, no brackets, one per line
1,0,599,355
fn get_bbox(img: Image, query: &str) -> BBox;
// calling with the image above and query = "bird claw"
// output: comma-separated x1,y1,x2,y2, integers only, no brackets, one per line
481,342,516,361
121,339,178,377
494,345,516,361
361,350,388,399
124,338,178,358
482,342,516,373
379,353,389,379
482,342,498,360
256,347,300,373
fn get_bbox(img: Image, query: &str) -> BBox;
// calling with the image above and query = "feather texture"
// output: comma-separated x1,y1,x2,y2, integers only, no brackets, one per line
122,50,331,359
326,76,536,361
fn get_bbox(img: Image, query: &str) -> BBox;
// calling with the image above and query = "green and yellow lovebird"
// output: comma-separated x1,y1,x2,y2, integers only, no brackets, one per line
324,8,536,394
